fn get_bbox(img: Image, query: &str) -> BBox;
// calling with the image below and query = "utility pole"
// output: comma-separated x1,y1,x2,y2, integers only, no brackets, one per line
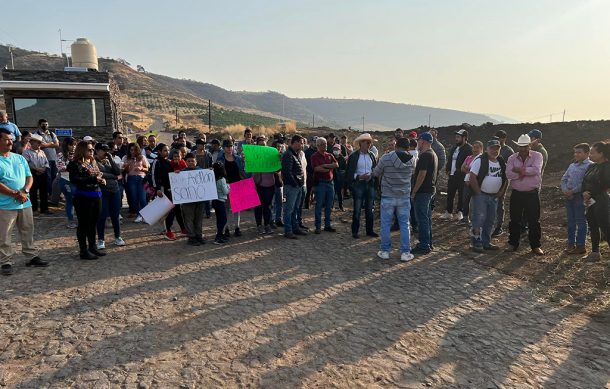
428,113,431,128
550,114,552,123
312,114,315,128
175,107,179,127
562,109,566,122
362,116,365,132
208,99,212,130
7,45,14,69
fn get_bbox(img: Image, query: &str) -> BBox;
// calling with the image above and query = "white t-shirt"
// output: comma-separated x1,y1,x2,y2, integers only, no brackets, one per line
470,157,503,194
450,146,460,175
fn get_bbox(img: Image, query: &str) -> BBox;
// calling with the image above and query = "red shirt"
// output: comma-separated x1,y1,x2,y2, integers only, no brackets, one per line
170,159,187,172
311,151,337,182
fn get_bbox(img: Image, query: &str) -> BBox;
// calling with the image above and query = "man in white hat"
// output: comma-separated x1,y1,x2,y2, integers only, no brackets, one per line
22,133,51,215
345,133,378,238
505,134,544,255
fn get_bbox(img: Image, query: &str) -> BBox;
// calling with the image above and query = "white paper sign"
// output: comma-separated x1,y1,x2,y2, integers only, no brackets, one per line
140,195,175,225
169,169,218,205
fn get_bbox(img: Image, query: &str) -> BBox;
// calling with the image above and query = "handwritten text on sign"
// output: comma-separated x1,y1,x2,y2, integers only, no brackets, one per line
228,178,261,213
168,169,218,204
242,144,282,173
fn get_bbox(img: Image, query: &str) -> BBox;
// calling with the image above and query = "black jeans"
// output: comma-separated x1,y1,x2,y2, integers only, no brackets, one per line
212,200,228,240
31,172,48,212
351,180,375,234
446,174,464,214
164,191,185,231
508,189,541,249
255,185,275,226
74,195,101,253
586,196,609,252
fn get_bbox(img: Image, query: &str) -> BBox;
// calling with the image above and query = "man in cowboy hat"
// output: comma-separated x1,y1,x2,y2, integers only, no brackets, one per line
505,134,544,256
345,133,379,238
22,134,51,215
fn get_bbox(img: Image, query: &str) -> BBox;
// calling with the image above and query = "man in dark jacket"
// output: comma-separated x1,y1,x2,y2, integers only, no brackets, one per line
442,129,473,221
345,133,379,238
281,135,307,239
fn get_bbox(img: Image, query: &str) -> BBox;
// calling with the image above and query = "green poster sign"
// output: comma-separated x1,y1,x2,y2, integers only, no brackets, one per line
243,144,282,173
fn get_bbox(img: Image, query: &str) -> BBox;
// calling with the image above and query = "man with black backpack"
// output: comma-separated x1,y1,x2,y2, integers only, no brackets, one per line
468,139,508,252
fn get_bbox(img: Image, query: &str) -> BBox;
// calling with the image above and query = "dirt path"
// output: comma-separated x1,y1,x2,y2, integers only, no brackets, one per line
0,200,608,388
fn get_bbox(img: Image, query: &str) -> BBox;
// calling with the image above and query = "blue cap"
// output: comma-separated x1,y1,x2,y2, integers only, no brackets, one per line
527,129,542,139
487,139,501,147
417,132,433,143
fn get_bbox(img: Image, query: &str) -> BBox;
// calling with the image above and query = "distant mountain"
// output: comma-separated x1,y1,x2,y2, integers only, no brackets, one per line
0,44,515,130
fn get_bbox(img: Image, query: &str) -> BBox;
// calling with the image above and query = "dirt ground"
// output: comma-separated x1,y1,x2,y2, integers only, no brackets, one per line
0,173,608,388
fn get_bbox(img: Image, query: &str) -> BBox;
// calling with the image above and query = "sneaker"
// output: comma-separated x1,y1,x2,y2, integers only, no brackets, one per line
234,227,242,237
323,226,337,232
491,227,504,237
114,237,126,246
293,229,307,236
134,215,143,223
66,221,77,229
483,244,500,251
366,232,379,238
224,228,231,238
187,238,201,246
284,233,298,239
400,252,414,262
213,238,223,245
377,251,390,260
275,220,284,227
96,240,106,250
299,224,310,232
583,251,601,262
455,212,464,221
257,225,265,235
411,246,431,255
181,228,189,235
440,211,451,220
1,264,14,276
264,225,273,234
196,236,206,245
269,222,277,230
165,231,177,241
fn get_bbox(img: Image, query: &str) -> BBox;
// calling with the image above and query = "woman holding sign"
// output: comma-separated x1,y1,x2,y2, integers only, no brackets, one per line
253,136,276,235
217,140,245,238
151,144,185,241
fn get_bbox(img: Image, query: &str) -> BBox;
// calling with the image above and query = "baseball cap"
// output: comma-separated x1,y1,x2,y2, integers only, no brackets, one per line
455,129,468,137
417,132,434,143
487,139,501,148
210,139,220,145
527,129,542,139
494,130,507,139
222,140,233,148
408,131,418,139
95,143,110,151
83,136,95,142
195,138,206,145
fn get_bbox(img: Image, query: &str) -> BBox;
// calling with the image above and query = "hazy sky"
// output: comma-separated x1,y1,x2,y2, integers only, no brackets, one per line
2,0,609,122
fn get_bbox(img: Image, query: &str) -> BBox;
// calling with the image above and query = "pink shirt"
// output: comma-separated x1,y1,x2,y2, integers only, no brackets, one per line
122,156,150,177
506,150,543,191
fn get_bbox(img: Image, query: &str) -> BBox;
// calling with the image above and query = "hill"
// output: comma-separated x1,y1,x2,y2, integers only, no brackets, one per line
0,44,509,131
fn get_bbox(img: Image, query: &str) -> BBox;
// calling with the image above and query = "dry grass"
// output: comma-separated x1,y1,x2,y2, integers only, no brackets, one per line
223,122,297,139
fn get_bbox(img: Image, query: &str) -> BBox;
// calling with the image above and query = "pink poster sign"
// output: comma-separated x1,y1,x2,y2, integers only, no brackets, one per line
228,178,261,213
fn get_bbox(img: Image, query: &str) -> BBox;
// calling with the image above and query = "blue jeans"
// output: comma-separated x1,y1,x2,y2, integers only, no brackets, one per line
274,186,283,222
126,175,147,213
47,160,57,196
283,185,302,234
351,180,375,234
380,196,411,253
58,177,75,221
414,192,433,249
470,193,498,247
566,194,587,247
97,190,122,241
297,185,306,226
314,181,334,229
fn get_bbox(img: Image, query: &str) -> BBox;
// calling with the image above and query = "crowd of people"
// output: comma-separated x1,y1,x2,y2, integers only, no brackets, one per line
0,109,608,276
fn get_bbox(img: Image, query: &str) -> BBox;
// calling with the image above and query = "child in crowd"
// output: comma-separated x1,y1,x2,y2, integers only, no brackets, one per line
212,162,230,244
23,134,50,214
561,143,592,255
181,153,206,246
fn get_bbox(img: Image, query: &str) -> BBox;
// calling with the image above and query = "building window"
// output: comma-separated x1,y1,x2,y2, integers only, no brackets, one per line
13,98,107,127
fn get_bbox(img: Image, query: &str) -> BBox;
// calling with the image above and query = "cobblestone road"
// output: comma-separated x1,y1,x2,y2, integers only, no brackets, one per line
0,205,608,388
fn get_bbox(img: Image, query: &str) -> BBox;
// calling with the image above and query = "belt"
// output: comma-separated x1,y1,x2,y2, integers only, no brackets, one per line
513,189,538,194
481,191,498,196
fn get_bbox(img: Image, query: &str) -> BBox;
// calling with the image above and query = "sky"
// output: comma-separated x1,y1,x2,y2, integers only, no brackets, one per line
2,0,609,122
